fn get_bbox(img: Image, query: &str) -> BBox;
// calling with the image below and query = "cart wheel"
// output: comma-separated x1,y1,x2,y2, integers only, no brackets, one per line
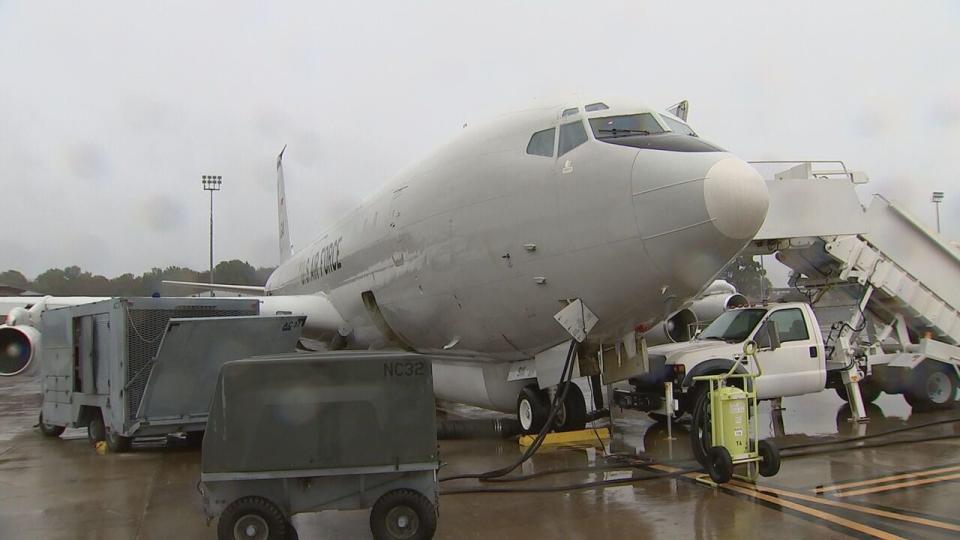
87,414,106,446
758,439,781,477
218,496,288,540
370,489,437,540
689,384,712,466
105,427,131,453
185,430,205,448
706,446,733,484
39,412,65,437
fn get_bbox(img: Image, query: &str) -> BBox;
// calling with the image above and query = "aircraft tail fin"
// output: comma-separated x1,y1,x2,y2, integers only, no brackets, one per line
277,145,294,262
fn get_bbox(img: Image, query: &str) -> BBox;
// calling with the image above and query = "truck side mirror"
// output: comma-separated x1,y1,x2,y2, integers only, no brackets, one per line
756,321,781,351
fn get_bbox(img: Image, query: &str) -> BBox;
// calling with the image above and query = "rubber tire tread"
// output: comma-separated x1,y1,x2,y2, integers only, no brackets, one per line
87,414,106,446
689,384,711,466
39,412,65,437
907,362,957,411
217,496,288,540
554,382,587,432
834,377,882,404
369,489,437,540
517,386,550,435
706,446,733,484
758,439,781,477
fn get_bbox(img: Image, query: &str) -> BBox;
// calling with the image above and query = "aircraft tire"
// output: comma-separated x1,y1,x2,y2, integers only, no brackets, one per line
554,382,587,432
517,386,550,435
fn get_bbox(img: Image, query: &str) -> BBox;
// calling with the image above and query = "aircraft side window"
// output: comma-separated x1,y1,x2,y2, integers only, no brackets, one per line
661,115,698,137
558,121,588,157
562,107,579,118
526,128,556,157
766,308,809,343
584,102,609,112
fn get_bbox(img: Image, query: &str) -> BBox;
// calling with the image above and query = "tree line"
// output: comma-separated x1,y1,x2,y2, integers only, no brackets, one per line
0,260,276,297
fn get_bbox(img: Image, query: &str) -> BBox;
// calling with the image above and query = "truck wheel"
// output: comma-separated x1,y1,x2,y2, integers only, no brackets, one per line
370,489,437,540
554,382,587,432
87,414,106,446
218,496,289,540
39,412,65,437
689,384,712,466
758,439,780,477
517,386,550,434
906,362,957,411
834,377,882,404
706,446,733,484
105,426,132,453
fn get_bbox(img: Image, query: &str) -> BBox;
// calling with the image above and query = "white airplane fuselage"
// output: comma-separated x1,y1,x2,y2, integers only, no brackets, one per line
264,98,769,362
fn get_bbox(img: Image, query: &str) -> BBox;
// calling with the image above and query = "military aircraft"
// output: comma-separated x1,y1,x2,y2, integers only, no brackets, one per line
1,97,769,433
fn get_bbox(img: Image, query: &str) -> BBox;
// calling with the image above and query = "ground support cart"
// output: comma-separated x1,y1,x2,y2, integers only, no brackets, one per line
200,351,440,540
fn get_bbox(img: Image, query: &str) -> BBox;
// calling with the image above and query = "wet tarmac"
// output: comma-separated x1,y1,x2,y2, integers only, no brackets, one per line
1,376,958,539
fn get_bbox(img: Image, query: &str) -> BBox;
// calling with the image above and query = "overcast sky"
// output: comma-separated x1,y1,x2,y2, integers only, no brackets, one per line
1,1,957,281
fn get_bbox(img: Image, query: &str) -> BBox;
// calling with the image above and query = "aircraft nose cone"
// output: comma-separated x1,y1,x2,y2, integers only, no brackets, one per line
703,158,769,240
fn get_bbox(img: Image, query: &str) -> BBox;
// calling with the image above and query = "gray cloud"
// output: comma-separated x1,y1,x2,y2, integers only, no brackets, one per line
0,0,957,280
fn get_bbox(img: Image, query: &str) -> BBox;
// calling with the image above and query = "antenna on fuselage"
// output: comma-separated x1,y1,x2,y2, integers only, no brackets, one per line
277,145,294,262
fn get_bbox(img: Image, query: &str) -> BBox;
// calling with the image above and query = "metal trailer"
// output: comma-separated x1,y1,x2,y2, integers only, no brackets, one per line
200,351,439,540
37,297,305,451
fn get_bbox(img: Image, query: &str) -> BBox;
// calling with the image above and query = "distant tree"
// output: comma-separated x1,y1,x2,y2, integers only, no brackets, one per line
719,256,771,302
0,270,30,289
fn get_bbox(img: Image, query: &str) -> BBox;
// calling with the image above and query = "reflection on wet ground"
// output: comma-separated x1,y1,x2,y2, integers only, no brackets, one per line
1,377,958,539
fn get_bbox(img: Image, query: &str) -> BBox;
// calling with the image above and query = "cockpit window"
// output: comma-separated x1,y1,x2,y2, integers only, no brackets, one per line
526,127,555,157
584,102,609,112
661,115,697,137
561,107,579,118
558,121,588,156
589,113,665,138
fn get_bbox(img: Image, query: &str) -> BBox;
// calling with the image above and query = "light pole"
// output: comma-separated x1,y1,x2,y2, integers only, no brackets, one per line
932,191,944,234
202,175,223,287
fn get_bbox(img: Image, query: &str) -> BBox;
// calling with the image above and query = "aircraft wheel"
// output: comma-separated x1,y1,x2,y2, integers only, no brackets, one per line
517,386,550,435
554,382,587,432
105,426,131,453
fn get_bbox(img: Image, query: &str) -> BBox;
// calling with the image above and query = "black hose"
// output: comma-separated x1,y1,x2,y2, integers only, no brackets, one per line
440,339,578,482
441,468,695,495
778,416,960,451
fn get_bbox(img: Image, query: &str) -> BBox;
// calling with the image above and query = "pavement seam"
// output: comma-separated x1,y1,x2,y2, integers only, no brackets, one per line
133,455,164,540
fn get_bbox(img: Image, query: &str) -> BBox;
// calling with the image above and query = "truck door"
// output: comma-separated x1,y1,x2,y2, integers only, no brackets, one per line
753,307,825,399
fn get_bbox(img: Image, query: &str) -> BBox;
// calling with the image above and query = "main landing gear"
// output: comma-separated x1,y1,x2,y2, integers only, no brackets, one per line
516,382,587,435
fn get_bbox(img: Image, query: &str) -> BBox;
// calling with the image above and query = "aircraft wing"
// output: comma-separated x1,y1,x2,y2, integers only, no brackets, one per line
161,280,267,295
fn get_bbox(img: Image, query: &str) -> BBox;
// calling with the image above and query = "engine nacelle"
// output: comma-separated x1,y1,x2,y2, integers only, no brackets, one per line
689,292,749,323
643,308,698,346
0,324,41,377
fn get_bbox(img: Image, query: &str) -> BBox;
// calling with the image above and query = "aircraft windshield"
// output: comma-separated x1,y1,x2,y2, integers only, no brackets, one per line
661,115,697,137
697,308,767,342
589,114,665,138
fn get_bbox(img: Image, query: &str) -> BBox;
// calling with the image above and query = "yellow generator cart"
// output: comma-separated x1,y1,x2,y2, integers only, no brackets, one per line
692,371,780,484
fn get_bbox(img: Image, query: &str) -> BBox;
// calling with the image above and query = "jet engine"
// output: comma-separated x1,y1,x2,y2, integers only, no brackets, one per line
688,280,748,324
643,308,698,346
0,324,40,377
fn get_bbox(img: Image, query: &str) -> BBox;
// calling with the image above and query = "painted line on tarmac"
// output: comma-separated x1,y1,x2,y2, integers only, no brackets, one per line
729,480,960,533
832,472,960,498
814,464,960,493
649,465,903,538
720,482,904,540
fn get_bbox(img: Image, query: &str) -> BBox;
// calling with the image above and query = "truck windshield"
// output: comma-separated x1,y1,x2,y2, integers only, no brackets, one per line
697,309,767,342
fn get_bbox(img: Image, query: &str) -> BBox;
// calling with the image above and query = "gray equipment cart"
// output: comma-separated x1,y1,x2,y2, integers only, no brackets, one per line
200,352,439,540
38,297,305,451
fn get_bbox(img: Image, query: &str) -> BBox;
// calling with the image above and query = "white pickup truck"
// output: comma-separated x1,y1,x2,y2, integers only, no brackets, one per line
616,301,960,422
617,302,828,417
